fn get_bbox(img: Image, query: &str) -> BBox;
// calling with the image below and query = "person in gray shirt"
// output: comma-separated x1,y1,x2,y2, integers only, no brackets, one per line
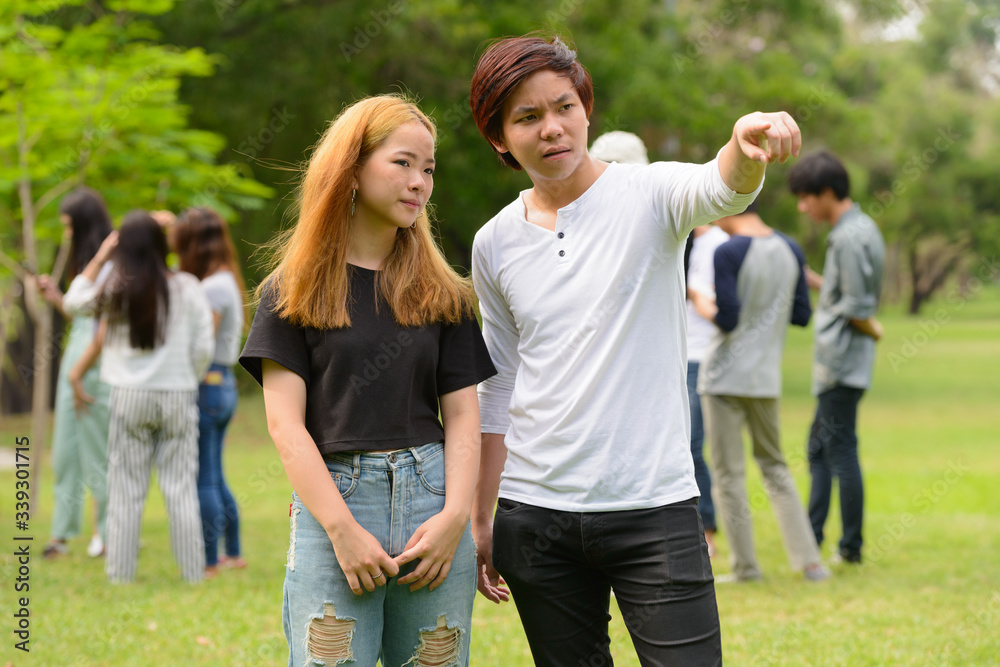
696,200,829,582
788,151,885,564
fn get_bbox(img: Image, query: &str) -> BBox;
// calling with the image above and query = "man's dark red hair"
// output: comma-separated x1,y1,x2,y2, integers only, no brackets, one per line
470,35,594,171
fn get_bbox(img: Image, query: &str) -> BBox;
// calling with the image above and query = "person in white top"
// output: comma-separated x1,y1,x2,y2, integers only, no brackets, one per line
63,210,214,583
171,206,248,578
468,35,801,666
685,223,730,555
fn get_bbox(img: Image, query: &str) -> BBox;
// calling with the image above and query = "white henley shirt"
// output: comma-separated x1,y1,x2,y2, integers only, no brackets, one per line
473,157,761,512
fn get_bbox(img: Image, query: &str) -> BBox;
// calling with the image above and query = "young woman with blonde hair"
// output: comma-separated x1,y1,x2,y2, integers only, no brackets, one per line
239,94,495,666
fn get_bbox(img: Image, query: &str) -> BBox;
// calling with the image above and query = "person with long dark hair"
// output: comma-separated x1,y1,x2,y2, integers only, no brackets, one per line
63,211,214,583
36,187,113,559
239,94,495,665
172,206,248,577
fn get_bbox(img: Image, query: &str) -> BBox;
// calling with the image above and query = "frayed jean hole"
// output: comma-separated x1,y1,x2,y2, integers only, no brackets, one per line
405,615,462,667
306,603,354,665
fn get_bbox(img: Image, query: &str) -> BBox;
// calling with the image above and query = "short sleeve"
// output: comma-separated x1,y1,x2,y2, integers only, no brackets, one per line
238,284,311,387
201,275,229,315
182,274,216,380
436,313,497,396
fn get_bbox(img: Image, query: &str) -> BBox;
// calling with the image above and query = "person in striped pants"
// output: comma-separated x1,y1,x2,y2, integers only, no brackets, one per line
64,211,214,583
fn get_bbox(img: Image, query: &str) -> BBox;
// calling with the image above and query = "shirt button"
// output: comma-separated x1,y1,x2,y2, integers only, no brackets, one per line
558,250,566,257
557,232,565,239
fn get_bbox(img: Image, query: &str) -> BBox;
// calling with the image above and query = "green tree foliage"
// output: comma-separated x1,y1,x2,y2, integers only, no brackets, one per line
0,0,272,475
101,0,1000,311
0,0,273,245
154,0,851,274
831,0,1000,311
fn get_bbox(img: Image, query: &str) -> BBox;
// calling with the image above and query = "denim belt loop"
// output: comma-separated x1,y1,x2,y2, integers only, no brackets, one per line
351,452,361,479
409,446,424,475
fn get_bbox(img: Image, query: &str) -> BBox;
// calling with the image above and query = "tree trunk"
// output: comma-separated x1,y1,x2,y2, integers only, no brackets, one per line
28,303,54,519
1,296,61,416
907,239,965,315
18,96,50,517
908,242,921,314
880,241,900,305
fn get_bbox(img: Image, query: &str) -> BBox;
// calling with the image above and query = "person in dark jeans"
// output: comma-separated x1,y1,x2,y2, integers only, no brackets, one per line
684,224,730,555
172,207,248,577
788,151,885,564
469,34,802,666
807,386,866,561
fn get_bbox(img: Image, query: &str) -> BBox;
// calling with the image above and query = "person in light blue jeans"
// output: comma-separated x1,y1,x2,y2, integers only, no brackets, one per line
239,96,496,666
284,443,477,664
172,206,248,576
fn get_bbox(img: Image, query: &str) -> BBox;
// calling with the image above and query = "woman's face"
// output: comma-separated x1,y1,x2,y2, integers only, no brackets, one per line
352,121,435,232
60,214,73,237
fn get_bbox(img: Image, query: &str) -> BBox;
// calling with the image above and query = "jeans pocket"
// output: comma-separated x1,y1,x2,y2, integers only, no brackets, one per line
416,448,446,496
496,497,524,513
664,504,714,586
199,384,226,419
327,460,358,500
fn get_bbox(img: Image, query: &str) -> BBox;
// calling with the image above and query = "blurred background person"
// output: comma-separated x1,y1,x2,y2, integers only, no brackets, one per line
172,206,248,578
63,211,214,583
683,222,729,556
37,187,114,560
697,201,828,583
788,151,886,565
589,130,649,165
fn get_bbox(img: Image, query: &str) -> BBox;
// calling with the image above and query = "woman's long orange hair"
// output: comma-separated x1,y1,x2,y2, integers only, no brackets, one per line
257,95,474,329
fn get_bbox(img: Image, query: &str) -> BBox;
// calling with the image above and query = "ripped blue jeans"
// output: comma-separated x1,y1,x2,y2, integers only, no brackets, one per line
282,442,475,666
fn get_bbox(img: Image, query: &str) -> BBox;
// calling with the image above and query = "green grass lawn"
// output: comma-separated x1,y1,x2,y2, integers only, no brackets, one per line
2,285,998,665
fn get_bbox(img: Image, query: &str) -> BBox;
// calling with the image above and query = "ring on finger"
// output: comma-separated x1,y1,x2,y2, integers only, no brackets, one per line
372,571,385,581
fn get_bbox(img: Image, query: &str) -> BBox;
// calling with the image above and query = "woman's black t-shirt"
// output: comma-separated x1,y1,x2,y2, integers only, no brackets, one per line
239,265,497,455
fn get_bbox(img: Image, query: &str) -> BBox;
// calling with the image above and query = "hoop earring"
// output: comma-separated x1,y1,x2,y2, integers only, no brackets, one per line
351,189,357,217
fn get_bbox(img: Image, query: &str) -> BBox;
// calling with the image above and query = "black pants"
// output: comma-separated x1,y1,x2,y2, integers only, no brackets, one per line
493,497,722,666
807,385,866,557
